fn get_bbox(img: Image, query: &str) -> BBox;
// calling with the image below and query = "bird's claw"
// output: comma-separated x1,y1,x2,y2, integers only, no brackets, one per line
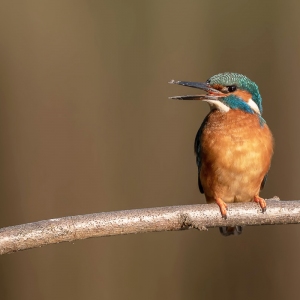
254,195,267,213
215,198,228,219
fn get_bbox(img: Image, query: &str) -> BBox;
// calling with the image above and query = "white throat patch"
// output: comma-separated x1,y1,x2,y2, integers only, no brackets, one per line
205,99,230,113
247,98,261,115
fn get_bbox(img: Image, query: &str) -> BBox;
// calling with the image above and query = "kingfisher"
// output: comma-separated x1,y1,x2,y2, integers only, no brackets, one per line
169,73,274,236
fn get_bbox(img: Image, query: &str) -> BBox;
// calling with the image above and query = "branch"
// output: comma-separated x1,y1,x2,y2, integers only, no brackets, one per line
0,197,298,255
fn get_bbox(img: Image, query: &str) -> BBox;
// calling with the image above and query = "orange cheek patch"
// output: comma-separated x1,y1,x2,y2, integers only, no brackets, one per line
208,84,226,96
232,90,252,102
210,84,223,90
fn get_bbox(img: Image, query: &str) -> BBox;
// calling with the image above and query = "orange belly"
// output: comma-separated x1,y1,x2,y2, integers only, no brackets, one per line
199,110,273,203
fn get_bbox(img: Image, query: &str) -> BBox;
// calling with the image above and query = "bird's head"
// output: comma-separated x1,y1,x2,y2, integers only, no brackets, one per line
169,72,263,115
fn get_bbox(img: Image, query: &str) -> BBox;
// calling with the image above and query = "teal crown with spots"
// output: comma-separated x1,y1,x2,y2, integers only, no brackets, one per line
208,73,263,114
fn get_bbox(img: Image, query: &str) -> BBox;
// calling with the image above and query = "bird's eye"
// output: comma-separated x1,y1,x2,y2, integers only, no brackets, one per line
227,85,237,92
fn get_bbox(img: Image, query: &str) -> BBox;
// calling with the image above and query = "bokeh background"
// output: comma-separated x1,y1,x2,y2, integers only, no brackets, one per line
0,1,299,299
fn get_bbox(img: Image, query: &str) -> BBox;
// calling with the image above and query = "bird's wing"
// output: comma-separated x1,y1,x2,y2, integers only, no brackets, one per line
260,173,268,190
194,113,211,194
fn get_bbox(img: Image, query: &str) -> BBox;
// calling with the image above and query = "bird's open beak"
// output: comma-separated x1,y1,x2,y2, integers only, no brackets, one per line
168,79,223,100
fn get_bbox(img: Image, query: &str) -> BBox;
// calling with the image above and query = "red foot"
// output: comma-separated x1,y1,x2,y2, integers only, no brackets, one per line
253,195,267,213
215,198,228,219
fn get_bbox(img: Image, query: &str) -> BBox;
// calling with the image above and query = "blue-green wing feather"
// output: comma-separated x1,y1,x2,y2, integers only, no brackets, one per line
194,113,211,194
260,173,268,190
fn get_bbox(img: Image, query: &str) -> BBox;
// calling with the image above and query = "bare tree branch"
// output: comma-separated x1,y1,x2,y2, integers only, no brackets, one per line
1,197,298,255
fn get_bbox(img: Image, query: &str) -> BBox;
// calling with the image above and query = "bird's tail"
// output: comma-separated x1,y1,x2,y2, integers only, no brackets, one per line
219,226,243,236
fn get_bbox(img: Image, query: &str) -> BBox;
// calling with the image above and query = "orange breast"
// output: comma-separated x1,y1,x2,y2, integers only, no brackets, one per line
200,110,273,203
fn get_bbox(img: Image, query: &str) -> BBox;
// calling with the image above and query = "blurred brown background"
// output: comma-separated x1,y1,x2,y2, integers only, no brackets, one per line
0,1,299,299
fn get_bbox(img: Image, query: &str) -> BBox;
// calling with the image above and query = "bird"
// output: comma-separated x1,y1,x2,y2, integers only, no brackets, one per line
169,72,274,236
